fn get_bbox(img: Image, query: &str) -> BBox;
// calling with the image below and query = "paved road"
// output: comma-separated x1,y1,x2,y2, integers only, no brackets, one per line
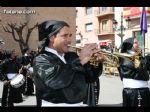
0,74,150,107
0,81,36,107
98,74,122,107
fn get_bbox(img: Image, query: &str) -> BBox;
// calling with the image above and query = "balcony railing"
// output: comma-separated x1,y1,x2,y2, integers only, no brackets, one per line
94,29,114,35
94,8,114,17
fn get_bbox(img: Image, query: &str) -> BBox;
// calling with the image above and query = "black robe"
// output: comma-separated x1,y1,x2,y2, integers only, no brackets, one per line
0,58,23,107
118,55,150,107
20,55,34,95
33,51,102,106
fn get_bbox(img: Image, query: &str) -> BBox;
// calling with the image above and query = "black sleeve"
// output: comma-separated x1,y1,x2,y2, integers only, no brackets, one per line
19,56,30,65
118,57,149,80
33,52,102,90
145,55,150,72
0,60,8,81
0,64,6,81
117,66,123,81
83,62,103,83
33,54,86,90
118,59,135,79
16,57,23,68
65,52,103,83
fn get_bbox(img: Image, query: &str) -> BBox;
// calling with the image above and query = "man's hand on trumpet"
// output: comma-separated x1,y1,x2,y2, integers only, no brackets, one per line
93,49,105,63
79,43,105,65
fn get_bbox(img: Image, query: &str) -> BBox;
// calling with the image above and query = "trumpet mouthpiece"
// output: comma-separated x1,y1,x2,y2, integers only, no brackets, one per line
67,45,71,47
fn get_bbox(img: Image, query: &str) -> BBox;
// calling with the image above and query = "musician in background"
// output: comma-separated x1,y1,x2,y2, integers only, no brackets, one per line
33,20,104,107
21,48,34,96
0,49,11,62
118,37,150,107
0,49,23,107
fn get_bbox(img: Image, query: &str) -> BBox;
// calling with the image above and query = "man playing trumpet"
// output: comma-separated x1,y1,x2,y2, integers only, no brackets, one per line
118,37,150,107
33,20,104,107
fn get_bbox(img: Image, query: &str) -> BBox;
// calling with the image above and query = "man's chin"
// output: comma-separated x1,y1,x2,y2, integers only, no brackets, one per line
63,47,69,52
64,49,69,53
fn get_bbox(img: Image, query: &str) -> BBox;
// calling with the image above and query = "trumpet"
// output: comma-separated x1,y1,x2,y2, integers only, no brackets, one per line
68,45,104,67
68,45,141,68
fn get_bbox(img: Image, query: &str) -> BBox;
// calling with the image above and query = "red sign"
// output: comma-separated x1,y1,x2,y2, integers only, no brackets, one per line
123,7,140,18
100,42,107,46
123,7,150,18
99,40,112,46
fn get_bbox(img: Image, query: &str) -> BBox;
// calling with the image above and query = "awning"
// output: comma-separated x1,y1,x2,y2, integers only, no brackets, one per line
100,42,107,46
99,40,112,46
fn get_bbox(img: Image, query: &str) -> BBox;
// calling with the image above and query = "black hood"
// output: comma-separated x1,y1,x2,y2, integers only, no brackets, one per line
120,37,134,53
38,20,69,41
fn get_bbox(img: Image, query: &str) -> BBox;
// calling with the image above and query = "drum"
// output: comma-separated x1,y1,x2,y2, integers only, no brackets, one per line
10,74,25,88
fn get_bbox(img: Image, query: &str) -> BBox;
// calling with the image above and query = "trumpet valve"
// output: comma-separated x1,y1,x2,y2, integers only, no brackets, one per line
89,56,99,67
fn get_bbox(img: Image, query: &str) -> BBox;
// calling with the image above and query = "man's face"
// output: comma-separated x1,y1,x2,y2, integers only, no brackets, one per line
132,39,139,52
11,50,18,59
53,26,72,54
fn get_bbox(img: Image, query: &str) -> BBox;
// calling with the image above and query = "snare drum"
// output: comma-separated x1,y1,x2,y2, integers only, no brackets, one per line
10,74,25,88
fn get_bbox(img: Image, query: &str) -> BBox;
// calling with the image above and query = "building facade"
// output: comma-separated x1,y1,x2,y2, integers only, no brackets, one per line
76,7,115,50
0,7,76,54
76,7,150,54
114,7,150,53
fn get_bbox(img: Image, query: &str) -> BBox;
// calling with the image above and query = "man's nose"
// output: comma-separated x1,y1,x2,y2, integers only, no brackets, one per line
67,36,71,41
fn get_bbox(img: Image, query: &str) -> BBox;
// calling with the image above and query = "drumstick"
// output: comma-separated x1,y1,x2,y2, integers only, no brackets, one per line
18,66,24,74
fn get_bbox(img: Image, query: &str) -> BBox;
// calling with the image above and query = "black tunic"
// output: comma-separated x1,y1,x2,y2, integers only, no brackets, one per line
20,55,34,95
0,58,23,107
118,55,150,107
33,51,102,106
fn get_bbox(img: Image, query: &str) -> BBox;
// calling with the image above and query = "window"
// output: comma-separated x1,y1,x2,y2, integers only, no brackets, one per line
85,23,93,32
85,7,92,15
101,7,107,11
76,39,81,44
102,20,108,32
76,10,78,18
76,26,78,31
133,31,144,49
112,7,115,12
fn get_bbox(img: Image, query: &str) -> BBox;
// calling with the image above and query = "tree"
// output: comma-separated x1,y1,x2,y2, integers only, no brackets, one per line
2,22,38,54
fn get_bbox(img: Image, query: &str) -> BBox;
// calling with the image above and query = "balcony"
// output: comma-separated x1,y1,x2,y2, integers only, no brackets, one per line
95,29,114,36
94,8,114,17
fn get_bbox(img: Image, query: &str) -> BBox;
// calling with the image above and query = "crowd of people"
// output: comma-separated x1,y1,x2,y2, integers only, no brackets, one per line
0,20,150,107
0,48,37,107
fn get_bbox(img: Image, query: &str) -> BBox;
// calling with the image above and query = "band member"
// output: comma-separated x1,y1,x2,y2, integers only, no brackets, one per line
0,49,11,62
21,48,34,96
0,49,23,107
33,20,104,107
118,37,150,107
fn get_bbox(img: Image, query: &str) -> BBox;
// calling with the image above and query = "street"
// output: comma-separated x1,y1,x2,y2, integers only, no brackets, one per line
0,74,150,107
98,74,122,107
